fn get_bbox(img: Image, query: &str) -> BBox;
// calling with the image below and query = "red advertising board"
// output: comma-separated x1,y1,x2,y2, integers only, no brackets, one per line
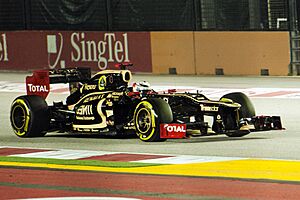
0,31,152,72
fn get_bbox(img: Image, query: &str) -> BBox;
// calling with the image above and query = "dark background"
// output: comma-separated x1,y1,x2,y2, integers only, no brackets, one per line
0,0,291,31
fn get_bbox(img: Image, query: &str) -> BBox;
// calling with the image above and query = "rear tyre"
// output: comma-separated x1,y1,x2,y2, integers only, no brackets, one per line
220,92,255,137
134,98,173,142
10,95,49,138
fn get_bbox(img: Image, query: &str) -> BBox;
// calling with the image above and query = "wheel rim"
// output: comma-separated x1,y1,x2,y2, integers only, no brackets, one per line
136,108,152,134
12,105,26,129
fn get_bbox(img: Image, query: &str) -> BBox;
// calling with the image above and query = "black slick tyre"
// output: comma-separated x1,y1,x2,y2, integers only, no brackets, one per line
134,98,173,142
220,92,256,137
10,95,49,137
221,92,256,118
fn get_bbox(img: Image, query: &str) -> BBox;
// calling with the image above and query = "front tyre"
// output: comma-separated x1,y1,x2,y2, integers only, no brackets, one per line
10,95,49,138
221,92,256,118
134,98,173,142
220,92,255,137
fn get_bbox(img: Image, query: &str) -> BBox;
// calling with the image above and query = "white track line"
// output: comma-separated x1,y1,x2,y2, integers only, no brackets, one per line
132,155,246,164
9,149,113,160
2,146,244,164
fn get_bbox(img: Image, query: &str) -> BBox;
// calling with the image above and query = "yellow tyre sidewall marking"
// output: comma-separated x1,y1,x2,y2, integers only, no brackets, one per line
11,99,30,136
134,101,156,141
11,105,26,130
135,108,152,134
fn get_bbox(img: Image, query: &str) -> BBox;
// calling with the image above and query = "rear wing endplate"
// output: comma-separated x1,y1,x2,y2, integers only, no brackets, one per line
26,68,91,99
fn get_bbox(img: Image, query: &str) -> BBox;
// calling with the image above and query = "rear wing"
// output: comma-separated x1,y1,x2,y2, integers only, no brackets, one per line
26,68,91,99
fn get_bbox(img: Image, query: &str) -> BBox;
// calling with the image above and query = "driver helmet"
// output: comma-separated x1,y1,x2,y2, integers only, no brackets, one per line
132,81,151,92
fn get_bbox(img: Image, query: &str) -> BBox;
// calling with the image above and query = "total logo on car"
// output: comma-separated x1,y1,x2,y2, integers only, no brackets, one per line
160,124,187,139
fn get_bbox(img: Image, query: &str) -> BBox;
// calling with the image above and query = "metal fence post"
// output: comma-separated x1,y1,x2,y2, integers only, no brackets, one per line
288,0,300,75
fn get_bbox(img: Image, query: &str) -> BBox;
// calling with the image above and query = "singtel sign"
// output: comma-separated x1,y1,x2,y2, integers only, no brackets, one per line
71,33,130,70
47,32,131,70
0,31,152,72
0,33,8,62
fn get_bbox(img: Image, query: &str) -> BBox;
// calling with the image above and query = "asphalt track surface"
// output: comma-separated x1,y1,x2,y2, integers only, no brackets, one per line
1,72,300,199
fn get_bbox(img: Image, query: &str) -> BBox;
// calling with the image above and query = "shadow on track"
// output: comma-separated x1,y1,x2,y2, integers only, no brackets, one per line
44,132,267,144
44,132,138,140
167,136,268,144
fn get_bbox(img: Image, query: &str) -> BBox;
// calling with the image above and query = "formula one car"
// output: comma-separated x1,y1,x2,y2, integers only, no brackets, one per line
10,63,283,142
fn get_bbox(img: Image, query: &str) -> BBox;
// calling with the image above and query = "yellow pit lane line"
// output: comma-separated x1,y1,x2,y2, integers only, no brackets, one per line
1,159,300,182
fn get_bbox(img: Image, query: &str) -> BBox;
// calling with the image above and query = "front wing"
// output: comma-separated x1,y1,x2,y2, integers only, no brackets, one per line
160,116,283,139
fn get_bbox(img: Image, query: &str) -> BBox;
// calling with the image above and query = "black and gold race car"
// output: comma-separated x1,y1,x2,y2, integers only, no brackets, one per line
10,63,283,142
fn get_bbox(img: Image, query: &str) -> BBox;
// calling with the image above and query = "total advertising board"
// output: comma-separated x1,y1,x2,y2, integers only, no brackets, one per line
0,31,152,72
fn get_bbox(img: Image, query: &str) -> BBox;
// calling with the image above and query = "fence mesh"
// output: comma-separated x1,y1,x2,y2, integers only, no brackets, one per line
0,0,292,31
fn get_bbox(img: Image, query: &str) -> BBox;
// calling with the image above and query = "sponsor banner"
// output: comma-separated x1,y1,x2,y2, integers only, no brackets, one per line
0,31,152,72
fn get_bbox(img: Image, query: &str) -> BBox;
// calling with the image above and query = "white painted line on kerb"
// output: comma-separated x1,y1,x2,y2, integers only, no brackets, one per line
132,155,246,164
6,147,245,164
10,149,113,160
